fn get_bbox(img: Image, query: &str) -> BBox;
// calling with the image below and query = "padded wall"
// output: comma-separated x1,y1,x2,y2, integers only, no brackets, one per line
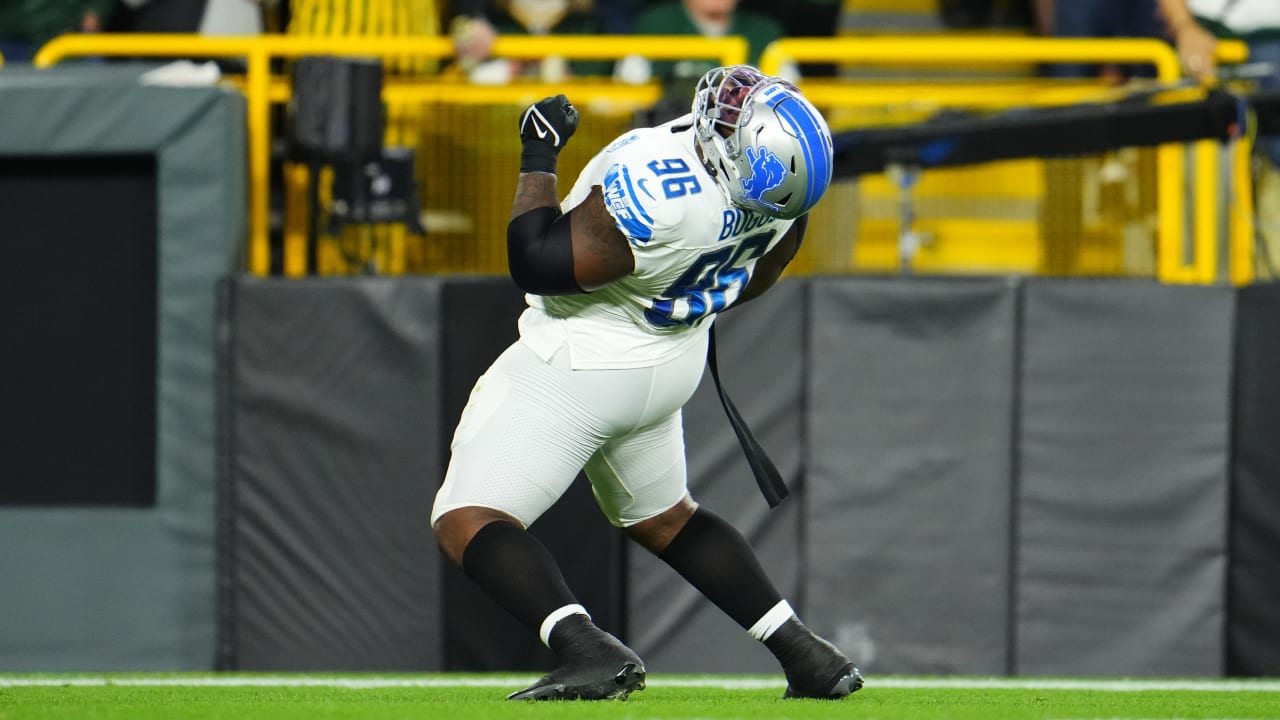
220,276,629,672
1228,282,1280,676
222,277,444,670
0,66,244,670
1015,280,1233,676
628,279,806,673
805,277,1019,675
207,276,1273,676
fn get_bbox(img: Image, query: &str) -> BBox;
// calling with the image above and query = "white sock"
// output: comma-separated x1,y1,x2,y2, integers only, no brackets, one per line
539,603,590,648
747,599,796,641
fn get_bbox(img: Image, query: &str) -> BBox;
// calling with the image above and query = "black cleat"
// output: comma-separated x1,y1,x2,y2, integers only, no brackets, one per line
782,666,863,699
507,614,647,701
765,618,864,700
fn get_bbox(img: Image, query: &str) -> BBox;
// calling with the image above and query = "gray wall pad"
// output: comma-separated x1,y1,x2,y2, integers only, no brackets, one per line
1226,283,1280,676
805,277,1018,676
0,66,244,156
1016,279,1232,676
0,67,243,670
627,280,805,674
224,277,443,671
0,512,203,669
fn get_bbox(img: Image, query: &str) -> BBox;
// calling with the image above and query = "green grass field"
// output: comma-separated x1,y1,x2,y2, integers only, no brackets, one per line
3,675,1279,720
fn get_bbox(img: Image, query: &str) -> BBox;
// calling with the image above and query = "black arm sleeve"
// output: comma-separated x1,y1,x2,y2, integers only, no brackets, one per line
507,206,585,295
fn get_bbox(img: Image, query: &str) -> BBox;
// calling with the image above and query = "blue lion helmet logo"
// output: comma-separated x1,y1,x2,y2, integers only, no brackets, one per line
740,146,787,201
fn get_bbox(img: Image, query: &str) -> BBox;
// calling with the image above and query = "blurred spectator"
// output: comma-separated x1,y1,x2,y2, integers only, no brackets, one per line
939,0,1034,30
1158,0,1279,94
448,0,498,69
109,0,204,33
467,0,608,83
0,0,115,63
109,0,265,35
593,0,643,35
198,0,269,34
620,0,793,122
740,0,842,76
1034,0,1164,79
1158,0,1280,276
106,1,263,69
284,0,495,71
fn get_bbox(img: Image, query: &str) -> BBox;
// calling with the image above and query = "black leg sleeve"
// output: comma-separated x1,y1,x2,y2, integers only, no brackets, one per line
657,507,785,630
462,520,580,632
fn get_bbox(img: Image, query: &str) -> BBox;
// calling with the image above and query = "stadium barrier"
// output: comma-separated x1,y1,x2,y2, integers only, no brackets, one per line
0,67,244,670
213,275,1280,676
31,34,1253,282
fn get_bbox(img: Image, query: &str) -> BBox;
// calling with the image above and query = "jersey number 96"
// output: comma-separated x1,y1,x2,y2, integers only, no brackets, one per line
648,158,702,199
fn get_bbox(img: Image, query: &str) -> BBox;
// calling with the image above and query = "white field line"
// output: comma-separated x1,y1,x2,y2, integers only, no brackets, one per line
1,676,1279,692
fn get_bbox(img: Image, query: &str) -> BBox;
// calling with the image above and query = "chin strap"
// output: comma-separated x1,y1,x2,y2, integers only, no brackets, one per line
707,324,789,508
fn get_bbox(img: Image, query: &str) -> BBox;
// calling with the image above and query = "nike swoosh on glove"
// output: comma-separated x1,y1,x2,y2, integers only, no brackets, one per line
519,94,579,174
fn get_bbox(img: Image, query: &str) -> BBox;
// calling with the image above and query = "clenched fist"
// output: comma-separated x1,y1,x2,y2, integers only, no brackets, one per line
519,94,579,174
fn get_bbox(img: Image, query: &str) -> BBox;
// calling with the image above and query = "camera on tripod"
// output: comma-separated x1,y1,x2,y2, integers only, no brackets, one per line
287,56,424,252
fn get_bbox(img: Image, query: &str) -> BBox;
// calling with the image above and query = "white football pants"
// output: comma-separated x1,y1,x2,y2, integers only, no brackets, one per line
431,333,707,528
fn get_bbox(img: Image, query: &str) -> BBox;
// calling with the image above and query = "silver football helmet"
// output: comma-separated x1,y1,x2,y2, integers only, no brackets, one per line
692,65,834,220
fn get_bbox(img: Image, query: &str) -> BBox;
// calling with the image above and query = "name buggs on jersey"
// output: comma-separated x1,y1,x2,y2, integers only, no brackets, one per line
720,206,774,239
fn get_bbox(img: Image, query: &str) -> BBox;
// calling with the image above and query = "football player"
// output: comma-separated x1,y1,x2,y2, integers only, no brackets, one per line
431,65,862,702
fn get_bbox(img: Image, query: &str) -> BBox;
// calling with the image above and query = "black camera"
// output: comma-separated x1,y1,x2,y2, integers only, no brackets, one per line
288,57,424,246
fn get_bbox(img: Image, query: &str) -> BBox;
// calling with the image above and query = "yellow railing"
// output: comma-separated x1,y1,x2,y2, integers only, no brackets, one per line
31,33,1252,282
761,36,1187,79
33,34,747,276
760,36,1250,284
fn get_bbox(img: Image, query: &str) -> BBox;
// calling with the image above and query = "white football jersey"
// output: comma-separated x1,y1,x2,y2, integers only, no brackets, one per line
518,114,795,369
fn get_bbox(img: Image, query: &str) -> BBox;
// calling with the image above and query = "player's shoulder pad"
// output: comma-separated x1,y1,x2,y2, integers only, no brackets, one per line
599,129,686,245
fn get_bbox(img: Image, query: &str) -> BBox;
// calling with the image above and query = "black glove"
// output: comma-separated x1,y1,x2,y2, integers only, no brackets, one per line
519,94,579,174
